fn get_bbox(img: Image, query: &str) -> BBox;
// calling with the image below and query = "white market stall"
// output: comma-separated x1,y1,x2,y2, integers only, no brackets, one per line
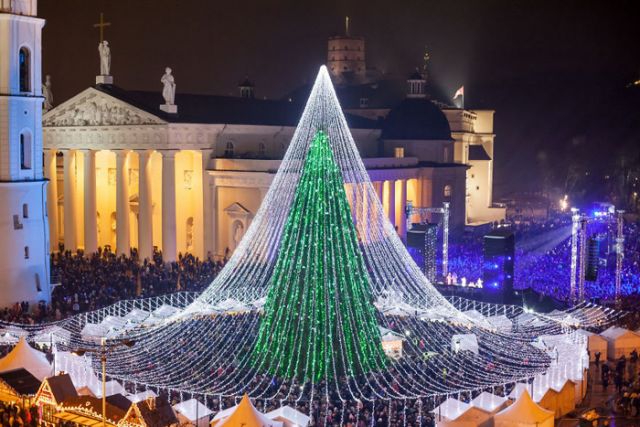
174,398,213,427
494,390,554,427
470,391,509,414
600,327,640,360
576,329,607,361
432,397,470,422
379,326,405,359
451,334,479,355
266,406,311,427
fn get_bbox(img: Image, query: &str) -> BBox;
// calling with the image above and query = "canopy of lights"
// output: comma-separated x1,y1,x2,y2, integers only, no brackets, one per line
0,67,622,420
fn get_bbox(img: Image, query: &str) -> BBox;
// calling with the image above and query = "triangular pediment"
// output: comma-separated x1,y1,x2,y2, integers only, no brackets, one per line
224,202,251,215
43,87,166,127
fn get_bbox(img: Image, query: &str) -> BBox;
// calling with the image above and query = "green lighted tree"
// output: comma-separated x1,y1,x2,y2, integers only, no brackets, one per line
252,130,387,381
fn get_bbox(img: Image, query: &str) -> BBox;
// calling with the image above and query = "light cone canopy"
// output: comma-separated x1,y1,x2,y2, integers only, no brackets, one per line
40,66,557,410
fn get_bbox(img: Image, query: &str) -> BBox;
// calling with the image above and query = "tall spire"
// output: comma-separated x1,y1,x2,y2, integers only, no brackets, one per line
345,15,350,36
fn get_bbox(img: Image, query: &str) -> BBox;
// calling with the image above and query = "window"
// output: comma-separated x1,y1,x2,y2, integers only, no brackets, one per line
359,98,369,108
443,146,450,161
22,204,28,218
258,142,266,158
444,185,452,198
20,132,32,169
19,47,30,92
24,246,29,259
394,147,405,158
224,142,234,158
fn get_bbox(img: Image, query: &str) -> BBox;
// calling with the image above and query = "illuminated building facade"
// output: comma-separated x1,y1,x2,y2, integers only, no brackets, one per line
0,0,51,305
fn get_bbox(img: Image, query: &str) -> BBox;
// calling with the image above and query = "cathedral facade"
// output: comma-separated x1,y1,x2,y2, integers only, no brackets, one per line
42,27,505,263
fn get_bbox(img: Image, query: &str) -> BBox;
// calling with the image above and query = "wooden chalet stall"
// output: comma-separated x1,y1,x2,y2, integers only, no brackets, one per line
34,374,79,426
119,396,179,427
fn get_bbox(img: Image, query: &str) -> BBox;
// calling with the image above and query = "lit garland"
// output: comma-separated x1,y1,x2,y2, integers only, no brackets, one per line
0,66,624,421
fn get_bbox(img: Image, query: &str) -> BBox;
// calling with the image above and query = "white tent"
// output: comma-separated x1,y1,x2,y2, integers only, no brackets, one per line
88,379,126,397
54,351,97,389
80,322,108,342
174,398,213,427
379,326,405,359
214,298,252,314
600,326,640,359
470,391,509,414
486,315,512,332
431,398,470,422
435,406,492,427
211,394,283,426
0,337,52,381
266,406,311,427
462,310,486,324
124,308,151,324
575,329,607,361
100,315,128,331
451,334,479,355
32,326,71,346
0,326,28,344
128,389,157,403
153,304,182,319
515,313,546,328
494,390,554,427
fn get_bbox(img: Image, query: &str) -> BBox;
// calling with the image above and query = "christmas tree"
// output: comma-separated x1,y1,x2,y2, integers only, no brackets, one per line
252,130,387,381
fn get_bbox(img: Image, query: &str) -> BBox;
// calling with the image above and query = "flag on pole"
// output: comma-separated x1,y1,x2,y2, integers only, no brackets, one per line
453,86,464,99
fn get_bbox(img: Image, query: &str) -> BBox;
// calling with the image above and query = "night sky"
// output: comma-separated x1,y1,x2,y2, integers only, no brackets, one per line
40,0,640,196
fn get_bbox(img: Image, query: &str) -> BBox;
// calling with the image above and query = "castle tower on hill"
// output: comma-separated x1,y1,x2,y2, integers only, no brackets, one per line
327,16,366,85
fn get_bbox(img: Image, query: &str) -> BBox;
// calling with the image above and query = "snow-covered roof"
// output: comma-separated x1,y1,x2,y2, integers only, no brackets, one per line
266,405,311,426
173,398,213,421
431,397,470,420
470,391,508,413
0,337,52,381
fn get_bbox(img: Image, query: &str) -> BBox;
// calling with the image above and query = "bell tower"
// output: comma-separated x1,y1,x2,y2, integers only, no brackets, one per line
0,0,51,306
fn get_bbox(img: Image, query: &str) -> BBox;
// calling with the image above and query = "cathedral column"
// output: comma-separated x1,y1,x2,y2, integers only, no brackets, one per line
115,150,131,256
374,181,383,204
137,150,154,261
201,149,214,259
210,177,219,258
398,179,407,239
386,179,396,231
44,149,59,252
161,150,177,262
82,150,98,254
62,150,77,252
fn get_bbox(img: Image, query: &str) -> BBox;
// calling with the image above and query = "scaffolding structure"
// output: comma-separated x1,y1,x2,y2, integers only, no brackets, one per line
405,201,450,279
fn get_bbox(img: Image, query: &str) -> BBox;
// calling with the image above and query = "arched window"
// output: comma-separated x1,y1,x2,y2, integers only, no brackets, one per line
20,132,32,169
224,142,234,158
258,142,266,158
22,204,28,218
19,47,30,92
443,185,452,198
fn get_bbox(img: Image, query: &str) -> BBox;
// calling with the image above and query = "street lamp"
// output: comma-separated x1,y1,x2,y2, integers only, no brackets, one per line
73,338,135,427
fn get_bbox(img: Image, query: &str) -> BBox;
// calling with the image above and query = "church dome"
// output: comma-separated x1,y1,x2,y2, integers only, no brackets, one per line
381,98,452,140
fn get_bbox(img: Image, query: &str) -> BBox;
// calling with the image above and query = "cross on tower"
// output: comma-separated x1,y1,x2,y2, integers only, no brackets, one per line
93,12,111,43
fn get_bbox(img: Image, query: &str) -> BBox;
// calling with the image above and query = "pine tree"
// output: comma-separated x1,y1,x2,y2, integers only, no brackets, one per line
252,130,387,381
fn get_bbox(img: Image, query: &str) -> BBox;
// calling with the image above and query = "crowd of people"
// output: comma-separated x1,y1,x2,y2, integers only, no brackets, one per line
437,214,640,304
0,247,226,325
